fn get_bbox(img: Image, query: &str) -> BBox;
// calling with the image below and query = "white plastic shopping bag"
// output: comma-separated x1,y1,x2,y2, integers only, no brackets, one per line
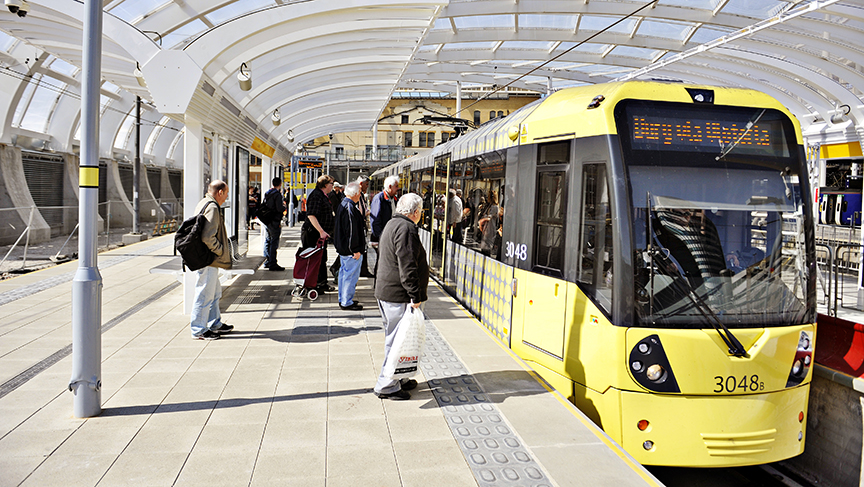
383,307,426,380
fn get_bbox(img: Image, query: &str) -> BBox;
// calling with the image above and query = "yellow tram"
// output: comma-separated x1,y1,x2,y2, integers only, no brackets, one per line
372,81,815,467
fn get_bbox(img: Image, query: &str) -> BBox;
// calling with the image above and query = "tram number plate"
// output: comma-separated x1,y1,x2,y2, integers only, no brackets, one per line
713,375,764,393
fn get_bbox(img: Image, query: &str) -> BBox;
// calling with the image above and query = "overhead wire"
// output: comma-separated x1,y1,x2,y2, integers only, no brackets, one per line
454,0,659,118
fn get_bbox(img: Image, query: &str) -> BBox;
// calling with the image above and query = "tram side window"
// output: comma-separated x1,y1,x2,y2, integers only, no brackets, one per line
578,164,613,311
534,171,567,276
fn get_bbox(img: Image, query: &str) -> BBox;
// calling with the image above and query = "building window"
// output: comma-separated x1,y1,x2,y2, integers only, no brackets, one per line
498,111,504,118
401,114,409,124
419,132,435,148
474,110,481,126
250,154,262,166
441,132,452,144
404,131,413,147
490,110,496,120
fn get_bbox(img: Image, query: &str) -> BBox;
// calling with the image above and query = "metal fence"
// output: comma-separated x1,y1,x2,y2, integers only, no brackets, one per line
0,198,183,271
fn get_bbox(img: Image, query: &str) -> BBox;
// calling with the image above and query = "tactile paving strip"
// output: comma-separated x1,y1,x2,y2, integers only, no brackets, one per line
421,321,552,487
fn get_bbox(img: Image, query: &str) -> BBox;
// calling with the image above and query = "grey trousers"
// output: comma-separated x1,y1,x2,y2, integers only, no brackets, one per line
374,300,410,394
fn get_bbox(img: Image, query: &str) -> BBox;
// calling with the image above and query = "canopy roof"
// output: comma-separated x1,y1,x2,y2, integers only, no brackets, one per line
0,0,860,164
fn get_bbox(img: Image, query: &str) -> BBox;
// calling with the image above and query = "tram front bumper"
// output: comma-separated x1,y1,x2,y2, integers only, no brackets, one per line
619,384,809,467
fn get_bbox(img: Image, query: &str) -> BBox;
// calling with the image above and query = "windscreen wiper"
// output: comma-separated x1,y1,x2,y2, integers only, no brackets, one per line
716,109,766,162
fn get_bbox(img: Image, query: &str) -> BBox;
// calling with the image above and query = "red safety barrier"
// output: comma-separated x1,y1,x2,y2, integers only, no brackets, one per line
815,313,864,378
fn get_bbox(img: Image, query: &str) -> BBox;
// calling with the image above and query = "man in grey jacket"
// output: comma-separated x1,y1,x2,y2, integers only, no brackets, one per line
190,180,234,340
372,193,429,400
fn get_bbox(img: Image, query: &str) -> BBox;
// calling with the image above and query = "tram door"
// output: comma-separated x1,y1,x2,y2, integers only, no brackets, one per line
430,154,450,276
518,164,569,358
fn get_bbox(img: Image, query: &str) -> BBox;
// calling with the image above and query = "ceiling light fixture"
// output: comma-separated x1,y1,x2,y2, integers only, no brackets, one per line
238,62,252,91
271,109,281,126
286,129,294,143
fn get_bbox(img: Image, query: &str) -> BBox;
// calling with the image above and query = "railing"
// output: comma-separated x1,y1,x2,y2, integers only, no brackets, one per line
0,197,183,272
324,148,406,162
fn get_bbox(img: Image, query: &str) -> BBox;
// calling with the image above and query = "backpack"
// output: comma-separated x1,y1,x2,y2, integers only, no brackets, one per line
257,190,277,224
174,200,217,271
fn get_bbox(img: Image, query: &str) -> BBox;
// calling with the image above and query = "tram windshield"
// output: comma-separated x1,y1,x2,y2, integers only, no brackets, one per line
618,101,811,329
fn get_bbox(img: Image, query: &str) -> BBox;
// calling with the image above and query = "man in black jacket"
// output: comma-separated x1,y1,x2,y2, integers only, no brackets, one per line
262,178,286,271
372,193,429,400
334,182,365,311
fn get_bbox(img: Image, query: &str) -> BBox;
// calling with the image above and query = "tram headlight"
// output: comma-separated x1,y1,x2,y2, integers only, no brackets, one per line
628,335,680,393
646,364,665,382
787,330,813,388
791,359,803,376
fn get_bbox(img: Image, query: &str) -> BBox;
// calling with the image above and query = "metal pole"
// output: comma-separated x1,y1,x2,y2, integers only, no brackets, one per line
133,96,141,234
70,0,103,418
21,206,33,270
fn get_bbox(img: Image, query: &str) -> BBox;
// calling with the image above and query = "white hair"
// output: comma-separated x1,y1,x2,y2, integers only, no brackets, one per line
384,175,400,189
344,182,360,197
396,193,423,215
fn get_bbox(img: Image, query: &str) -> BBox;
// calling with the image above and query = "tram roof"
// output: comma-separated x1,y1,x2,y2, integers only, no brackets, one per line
0,0,861,164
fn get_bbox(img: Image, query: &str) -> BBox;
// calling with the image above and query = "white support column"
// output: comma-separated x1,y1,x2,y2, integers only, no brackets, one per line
373,122,378,161
183,116,204,315
456,81,462,117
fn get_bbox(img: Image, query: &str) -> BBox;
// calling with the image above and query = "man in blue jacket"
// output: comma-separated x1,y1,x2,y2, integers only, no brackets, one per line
334,182,365,311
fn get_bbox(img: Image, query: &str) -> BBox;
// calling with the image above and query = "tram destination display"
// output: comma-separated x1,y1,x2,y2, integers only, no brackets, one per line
625,103,791,158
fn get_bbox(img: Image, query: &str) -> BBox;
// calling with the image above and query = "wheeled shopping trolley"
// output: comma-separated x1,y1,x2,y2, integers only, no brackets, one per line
291,238,325,300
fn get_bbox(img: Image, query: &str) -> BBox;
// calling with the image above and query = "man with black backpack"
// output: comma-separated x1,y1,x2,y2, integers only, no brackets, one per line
261,177,286,271
189,180,233,340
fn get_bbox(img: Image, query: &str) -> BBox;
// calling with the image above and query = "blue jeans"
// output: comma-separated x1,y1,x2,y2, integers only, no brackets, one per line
190,266,222,336
264,221,281,267
338,254,362,307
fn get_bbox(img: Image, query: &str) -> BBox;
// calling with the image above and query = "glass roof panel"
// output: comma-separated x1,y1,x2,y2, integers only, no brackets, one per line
109,0,171,24
554,42,610,54
114,114,134,150
568,63,629,74
657,0,721,9
0,30,16,51
500,41,556,50
163,19,208,49
688,25,734,44
441,42,499,51
20,83,59,132
720,0,790,18
432,18,451,31
417,44,440,53
205,0,276,26
48,58,79,77
453,15,515,30
609,46,663,60
12,77,37,127
518,14,579,30
102,81,120,93
637,19,694,41
579,15,639,34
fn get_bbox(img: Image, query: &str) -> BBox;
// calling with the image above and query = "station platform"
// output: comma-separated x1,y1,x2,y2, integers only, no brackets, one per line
0,226,661,487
